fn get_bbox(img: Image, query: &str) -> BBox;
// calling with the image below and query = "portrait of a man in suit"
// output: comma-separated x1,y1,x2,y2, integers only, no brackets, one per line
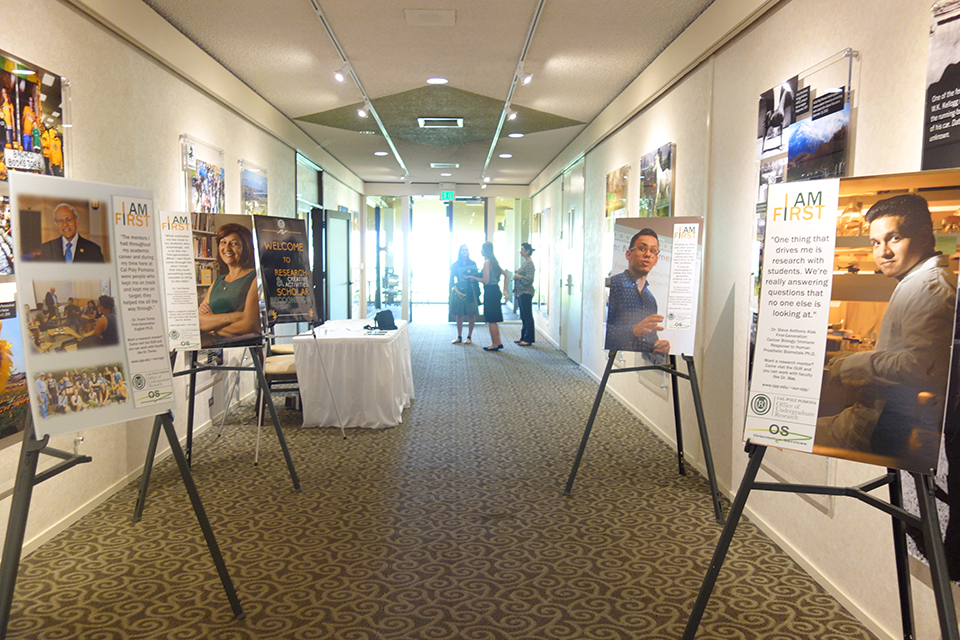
39,203,104,263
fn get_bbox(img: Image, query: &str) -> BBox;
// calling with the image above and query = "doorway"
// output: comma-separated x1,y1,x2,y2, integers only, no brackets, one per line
560,159,585,361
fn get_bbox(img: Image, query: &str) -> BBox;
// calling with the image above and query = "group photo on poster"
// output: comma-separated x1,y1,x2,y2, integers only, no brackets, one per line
0,50,65,180
25,280,117,353
195,213,261,348
604,216,702,357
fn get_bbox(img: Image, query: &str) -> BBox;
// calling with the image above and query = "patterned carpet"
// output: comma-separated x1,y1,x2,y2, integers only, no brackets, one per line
8,323,877,639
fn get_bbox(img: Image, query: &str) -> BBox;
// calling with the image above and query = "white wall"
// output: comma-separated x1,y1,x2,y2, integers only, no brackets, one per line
0,0,362,553
532,1,954,638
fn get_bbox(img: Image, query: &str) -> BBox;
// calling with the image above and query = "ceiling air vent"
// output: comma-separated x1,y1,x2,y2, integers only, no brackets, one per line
418,117,463,128
430,163,460,169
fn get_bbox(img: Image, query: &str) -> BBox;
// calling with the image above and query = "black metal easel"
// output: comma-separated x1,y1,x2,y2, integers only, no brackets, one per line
682,443,959,640
133,345,301,521
0,410,245,639
565,350,724,523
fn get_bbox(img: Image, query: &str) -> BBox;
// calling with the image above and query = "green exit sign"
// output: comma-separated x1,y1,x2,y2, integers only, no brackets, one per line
440,189,455,200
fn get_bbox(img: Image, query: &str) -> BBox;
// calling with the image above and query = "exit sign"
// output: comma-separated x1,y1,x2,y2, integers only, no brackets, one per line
440,182,455,200
440,190,455,200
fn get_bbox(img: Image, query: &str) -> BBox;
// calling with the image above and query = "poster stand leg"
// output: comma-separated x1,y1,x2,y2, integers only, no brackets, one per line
564,350,618,496
249,347,301,493
682,443,764,640
156,411,244,619
133,351,180,523
564,352,724,521
186,350,198,466
131,417,163,523
0,416,92,637
889,470,915,639
683,443,959,640
683,355,724,524
914,472,959,639
669,354,685,476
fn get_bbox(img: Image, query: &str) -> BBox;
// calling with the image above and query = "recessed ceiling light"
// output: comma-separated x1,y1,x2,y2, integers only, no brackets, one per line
440,172,452,177
374,151,388,156
499,153,513,159
508,132,524,138
427,77,448,85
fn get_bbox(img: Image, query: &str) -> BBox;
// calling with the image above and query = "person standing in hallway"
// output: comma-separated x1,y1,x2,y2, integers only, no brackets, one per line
449,244,480,344
471,241,505,351
514,242,536,346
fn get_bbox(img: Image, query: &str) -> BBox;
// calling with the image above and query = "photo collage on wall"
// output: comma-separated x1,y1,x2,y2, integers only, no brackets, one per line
0,50,66,182
750,52,858,379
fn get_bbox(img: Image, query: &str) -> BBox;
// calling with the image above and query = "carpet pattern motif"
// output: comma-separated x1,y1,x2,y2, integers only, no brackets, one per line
8,323,877,639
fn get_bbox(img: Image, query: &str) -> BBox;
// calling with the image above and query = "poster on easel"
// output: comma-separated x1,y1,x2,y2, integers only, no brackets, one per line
745,175,959,475
0,50,67,181
157,211,202,351
605,216,703,356
193,213,261,348
10,173,175,437
253,216,314,327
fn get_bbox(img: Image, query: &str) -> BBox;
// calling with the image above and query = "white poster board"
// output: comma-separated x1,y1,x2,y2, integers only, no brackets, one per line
744,179,838,453
157,211,202,351
605,216,703,356
10,173,174,437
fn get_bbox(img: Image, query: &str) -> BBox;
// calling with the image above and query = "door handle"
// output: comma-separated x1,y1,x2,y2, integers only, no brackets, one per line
565,274,574,294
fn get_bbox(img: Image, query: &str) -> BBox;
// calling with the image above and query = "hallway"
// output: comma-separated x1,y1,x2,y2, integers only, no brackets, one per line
8,323,876,639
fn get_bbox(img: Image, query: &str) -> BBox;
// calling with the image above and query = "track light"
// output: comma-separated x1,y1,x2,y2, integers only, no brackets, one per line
358,102,369,118
334,62,350,82
522,73,533,85
506,108,517,121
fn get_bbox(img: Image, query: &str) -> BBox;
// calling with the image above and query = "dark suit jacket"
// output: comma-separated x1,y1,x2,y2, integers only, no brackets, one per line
39,235,104,262
44,291,58,316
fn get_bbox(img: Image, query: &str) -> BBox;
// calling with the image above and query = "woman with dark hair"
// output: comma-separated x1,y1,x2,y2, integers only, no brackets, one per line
449,244,480,344
513,242,536,346
79,295,119,348
198,223,259,347
470,241,506,351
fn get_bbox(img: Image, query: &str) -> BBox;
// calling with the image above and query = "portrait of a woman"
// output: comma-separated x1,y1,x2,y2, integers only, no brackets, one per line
198,222,260,347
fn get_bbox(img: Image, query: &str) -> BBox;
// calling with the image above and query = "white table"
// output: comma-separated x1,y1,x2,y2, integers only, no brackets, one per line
293,319,414,429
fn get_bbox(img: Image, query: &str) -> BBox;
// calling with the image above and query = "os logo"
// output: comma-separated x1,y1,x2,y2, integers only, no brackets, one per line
132,374,147,391
169,330,180,340
750,394,772,416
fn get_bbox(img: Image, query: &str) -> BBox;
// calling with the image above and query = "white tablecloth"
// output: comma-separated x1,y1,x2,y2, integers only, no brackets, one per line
293,319,414,429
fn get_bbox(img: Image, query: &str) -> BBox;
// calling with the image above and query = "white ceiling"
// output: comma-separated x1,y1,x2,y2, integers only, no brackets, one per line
141,0,715,187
